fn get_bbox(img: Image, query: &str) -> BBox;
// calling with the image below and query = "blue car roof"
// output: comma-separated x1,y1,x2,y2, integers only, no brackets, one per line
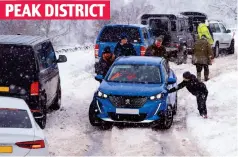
104,24,148,28
114,56,164,66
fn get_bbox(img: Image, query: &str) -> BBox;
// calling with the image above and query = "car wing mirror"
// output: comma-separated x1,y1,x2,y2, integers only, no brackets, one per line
167,77,176,85
57,55,67,63
95,75,104,82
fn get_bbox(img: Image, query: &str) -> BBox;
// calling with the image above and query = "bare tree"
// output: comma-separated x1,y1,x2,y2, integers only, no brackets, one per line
209,0,237,21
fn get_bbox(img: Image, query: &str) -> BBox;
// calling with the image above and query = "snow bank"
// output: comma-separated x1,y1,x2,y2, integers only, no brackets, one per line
186,71,238,156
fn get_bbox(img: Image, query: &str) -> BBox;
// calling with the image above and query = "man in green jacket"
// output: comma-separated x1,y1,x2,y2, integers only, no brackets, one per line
193,35,214,81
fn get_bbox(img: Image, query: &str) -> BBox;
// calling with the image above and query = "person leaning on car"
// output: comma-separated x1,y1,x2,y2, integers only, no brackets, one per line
95,46,115,77
192,35,214,81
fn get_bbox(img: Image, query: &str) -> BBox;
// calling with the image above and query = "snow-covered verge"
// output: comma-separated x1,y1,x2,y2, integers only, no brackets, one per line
181,63,238,155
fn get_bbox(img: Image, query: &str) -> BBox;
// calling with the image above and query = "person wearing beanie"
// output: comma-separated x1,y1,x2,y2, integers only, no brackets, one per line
95,46,115,77
145,35,171,71
114,33,136,58
193,34,214,81
145,35,168,59
168,71,208,118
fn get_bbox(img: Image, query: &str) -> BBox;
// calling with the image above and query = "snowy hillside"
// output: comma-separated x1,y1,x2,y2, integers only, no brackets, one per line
44,47,237,156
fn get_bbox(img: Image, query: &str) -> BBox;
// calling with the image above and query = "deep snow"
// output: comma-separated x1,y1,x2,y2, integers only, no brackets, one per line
44,47,237,156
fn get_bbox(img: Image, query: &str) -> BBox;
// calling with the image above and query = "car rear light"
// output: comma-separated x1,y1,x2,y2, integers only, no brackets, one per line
16,140,45,149
30,82,39,96
140,46,146,56
170,43,180,48
31,109,40,113
94,44,99,58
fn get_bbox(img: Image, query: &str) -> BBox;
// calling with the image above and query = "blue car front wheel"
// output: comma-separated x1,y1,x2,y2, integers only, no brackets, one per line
88,99,112,130
153,105,174,130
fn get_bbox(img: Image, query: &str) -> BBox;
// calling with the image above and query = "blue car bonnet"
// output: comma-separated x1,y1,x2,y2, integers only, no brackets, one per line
98,81,164,97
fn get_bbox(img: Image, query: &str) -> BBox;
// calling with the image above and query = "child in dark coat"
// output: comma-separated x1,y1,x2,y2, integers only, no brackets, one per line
168,71,208,118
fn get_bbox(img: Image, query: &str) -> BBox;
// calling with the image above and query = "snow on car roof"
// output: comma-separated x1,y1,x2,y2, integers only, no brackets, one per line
0,96,29,110
115,56,163,66
105,24,148,28
0,35,49,46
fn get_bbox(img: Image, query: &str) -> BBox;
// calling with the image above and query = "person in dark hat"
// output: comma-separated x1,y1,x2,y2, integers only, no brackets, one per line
168,71,208,118
95,46,115,77
114,33,137,58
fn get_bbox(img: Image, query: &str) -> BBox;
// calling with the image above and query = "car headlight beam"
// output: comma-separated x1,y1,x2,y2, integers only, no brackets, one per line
97,91,108,98
150,93,162,100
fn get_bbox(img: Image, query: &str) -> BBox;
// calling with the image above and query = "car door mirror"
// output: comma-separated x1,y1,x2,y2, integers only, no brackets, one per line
167,77,176,84
226,29,231,33
95,75,104,82
57,55,67,63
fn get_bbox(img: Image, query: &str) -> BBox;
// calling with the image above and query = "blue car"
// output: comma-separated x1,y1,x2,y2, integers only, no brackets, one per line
94,24,154,63
89,56,178,129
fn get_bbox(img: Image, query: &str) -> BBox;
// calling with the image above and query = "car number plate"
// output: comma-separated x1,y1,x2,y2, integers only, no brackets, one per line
0,146,12,153
0,87,9,92
116,108,139,115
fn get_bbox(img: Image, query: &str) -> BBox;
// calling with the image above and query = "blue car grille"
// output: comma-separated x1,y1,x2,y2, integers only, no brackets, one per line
108,113,147,122
109,96,147,108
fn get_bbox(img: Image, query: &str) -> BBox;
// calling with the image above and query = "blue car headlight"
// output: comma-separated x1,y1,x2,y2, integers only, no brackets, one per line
97,91,108,98
150,93,163,100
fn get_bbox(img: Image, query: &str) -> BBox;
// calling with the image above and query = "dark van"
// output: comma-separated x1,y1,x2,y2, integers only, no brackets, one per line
0,35,67,129
141,14,194,64
94,24,154,62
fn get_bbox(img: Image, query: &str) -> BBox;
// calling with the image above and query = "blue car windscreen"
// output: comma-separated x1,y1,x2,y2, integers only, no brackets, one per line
106,64,161,84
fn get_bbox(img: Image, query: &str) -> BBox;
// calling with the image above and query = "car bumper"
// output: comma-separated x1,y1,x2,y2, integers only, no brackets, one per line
95,97,167,124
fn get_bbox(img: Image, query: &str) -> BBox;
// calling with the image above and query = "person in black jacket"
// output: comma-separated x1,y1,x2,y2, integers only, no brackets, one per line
168,71,208,118
95,46,115,77
114,34,137,58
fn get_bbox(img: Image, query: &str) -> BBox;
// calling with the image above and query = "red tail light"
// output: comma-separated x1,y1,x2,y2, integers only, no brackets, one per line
175,44,180,48
30,82,39,96
16,140,45,149
94,44,99,58
140,46,146,56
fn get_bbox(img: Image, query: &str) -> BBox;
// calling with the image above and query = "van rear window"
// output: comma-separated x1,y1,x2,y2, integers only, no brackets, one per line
99,26,141,43
0,44,36,84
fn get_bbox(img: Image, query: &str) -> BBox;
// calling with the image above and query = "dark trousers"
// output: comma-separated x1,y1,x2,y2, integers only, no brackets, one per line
196,64,209,77
196,92,208,115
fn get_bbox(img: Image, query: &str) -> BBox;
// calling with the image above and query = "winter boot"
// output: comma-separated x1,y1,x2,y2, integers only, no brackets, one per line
201,114,208,119
204,75,210,81
197,72,201,82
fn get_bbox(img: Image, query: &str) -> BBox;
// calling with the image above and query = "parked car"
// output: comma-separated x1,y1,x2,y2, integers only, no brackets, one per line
89,56,178,130
0,35,67,129
0,97,49,156
94,24,154,63
141,14,194,64
208,20,235,57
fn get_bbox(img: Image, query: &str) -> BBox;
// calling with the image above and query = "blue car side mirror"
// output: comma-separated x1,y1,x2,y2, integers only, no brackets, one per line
167,77,176,84
95,75,104,82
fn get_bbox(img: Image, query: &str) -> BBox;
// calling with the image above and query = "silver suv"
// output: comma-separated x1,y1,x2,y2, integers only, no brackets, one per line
209,20,235,57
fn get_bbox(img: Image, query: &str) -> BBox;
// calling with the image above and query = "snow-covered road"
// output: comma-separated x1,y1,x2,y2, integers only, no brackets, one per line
44,49,237,156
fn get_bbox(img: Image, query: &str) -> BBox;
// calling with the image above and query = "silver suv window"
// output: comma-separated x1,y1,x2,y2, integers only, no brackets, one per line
219,23,226,33
209,23,221,33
